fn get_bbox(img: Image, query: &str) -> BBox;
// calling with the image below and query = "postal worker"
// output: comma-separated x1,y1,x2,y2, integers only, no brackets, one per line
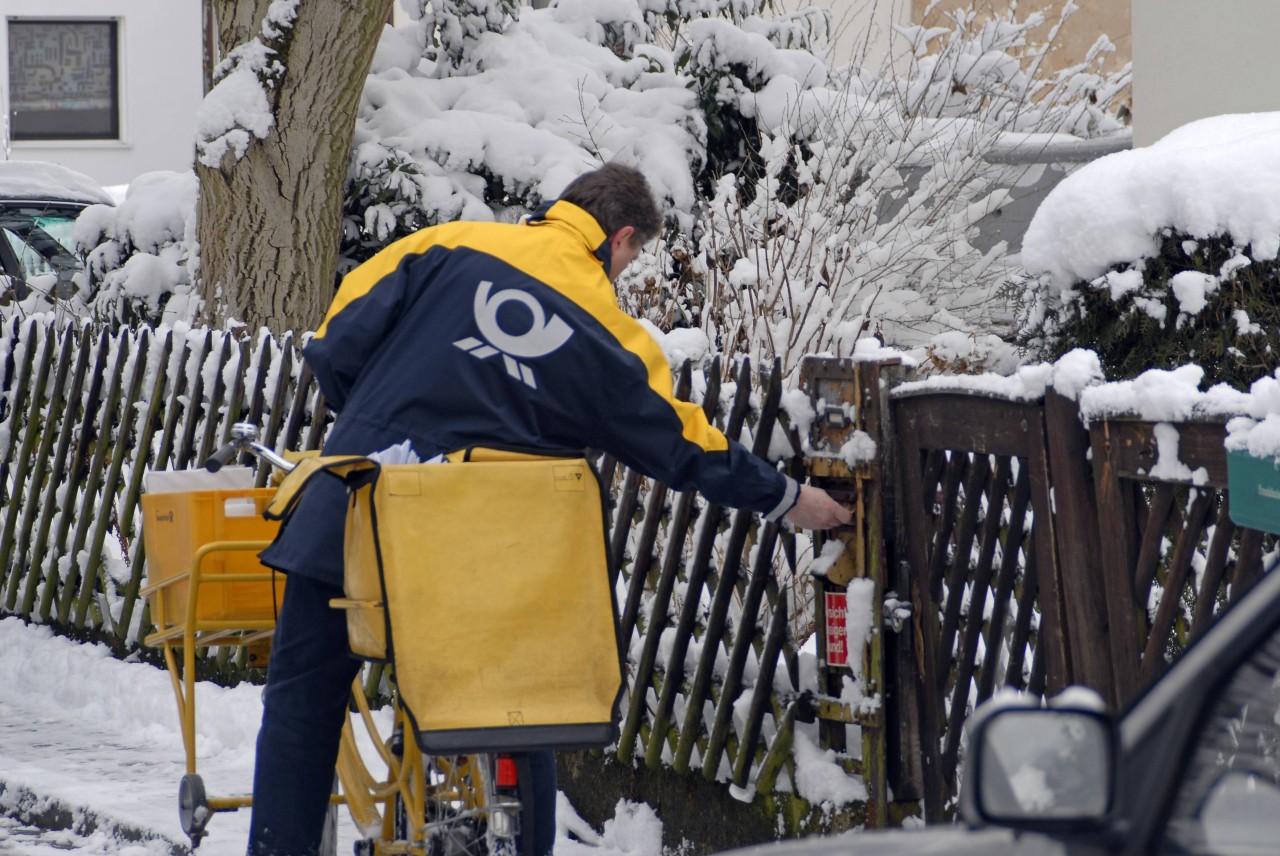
249,163,851,855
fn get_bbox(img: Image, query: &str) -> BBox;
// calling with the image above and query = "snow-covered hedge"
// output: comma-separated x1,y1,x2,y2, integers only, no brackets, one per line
346,0,1129,376
1017,112,1280,389
75,171,202,328
65,0,1128,377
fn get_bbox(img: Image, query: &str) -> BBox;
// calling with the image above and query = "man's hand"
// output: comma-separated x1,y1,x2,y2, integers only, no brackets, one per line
784,485,853,530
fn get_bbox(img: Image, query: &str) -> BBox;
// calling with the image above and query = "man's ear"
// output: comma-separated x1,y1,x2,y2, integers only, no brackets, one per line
610,225,636,249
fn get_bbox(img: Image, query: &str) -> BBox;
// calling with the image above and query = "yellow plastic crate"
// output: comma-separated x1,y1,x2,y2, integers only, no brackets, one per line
141,488,284,628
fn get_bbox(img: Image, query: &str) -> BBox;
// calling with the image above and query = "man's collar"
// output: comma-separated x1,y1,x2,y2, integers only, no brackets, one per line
527,200,611,273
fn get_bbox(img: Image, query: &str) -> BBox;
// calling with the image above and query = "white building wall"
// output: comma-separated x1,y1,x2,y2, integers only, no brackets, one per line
1132,0,1280,146
813,0,913,70
2,1,202,187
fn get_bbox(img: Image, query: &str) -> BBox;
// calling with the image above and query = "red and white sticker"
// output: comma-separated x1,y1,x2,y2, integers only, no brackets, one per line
825,591,848,667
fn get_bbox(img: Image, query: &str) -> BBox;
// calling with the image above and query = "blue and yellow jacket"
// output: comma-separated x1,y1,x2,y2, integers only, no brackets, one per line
260,200,798,585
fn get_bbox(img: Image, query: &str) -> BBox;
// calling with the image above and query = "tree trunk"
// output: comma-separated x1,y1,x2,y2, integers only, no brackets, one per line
196,0,391,335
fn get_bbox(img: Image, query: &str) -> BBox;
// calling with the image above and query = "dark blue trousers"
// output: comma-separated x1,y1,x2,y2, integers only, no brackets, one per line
248,573,557,856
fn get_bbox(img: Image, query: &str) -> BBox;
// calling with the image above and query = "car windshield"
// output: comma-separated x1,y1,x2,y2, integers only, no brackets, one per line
1162,626,1280,854
0,204,85,297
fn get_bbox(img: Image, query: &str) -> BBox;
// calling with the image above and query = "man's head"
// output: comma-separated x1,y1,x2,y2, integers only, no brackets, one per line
558,163,662,281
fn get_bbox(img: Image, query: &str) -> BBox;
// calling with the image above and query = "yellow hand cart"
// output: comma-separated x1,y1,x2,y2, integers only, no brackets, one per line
140,424,532,855
139,478,282,844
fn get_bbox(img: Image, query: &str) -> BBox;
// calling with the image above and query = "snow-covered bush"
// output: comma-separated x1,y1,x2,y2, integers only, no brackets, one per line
417,0,519,71
80,0,1129,368
341,0,1130,377
616,4,1128,376
1017,113,1280,389
76,171,201,328
340,0,709,267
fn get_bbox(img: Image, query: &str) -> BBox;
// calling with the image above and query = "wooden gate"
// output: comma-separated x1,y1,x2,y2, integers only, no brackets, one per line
885,381,1273,819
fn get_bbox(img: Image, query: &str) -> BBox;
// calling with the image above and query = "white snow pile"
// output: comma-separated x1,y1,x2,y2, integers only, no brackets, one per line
1228,413,1280,463
893,346,1280,455
1077,362,1280,428
791,731,868,807
1073,362,1267,484
890,346,1280,476
839,577,880,717
196,0,300,168
636,319,712,371
1023,112,1280,292
556,796,664,856
0,162,114,206
894,347,1104,402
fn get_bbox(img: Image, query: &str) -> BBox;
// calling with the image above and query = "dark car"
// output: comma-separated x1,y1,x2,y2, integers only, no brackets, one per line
727,559,1280,856
0,160,114,302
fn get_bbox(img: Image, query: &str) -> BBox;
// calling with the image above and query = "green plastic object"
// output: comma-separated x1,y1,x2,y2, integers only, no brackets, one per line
1227,450,1280,534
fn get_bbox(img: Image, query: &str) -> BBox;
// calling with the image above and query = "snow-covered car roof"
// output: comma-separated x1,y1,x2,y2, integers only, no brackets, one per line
0,161,114,206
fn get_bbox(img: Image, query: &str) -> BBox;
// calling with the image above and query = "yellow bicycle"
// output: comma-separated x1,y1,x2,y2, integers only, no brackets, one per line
142,423,534,856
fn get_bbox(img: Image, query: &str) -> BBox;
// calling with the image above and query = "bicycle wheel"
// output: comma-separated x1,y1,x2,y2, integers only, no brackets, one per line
339,673,536,856
400,752,533,856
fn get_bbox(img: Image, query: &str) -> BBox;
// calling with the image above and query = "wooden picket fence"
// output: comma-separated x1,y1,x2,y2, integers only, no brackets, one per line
2,315,1273,834
0,319,312,638
0,316,846,834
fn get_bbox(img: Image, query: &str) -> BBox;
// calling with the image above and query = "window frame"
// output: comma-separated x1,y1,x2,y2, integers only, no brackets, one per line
7,17,121,142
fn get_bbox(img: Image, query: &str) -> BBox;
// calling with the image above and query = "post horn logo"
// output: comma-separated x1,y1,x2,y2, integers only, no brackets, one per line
454,281,573,389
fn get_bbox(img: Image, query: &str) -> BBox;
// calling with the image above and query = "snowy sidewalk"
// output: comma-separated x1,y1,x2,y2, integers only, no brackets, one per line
0,617,663,856
0,617,272,855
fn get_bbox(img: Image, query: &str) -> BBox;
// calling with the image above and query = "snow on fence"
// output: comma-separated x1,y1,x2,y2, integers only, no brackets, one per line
2,315,1273,831
0,316,851,832
0,317,316,641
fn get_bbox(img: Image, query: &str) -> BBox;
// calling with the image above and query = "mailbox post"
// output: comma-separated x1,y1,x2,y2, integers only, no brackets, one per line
798,356,918,826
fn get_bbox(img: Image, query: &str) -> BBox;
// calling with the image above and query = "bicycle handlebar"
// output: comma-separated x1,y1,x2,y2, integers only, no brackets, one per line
204,440,240,473
203,422,297,474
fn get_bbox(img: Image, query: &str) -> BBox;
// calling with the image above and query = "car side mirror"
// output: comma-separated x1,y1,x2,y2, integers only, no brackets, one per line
962,706,1116,829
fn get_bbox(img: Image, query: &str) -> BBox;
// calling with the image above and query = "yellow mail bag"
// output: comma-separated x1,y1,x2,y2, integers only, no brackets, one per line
266,450,622,753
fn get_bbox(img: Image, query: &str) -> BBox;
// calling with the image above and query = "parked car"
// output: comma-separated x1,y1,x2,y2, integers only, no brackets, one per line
727,559,1280,856
0,160,113,302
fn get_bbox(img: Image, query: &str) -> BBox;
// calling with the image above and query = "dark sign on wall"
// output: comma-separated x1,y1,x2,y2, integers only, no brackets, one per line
8,20,119,140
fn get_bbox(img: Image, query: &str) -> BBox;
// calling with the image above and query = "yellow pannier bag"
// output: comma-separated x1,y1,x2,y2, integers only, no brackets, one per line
266,449,622,753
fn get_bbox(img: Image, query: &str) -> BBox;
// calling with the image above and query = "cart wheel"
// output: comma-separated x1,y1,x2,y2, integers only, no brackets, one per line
178,773,210,847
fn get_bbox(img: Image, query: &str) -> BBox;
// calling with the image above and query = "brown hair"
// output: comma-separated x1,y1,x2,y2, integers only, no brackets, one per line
558,163,662,244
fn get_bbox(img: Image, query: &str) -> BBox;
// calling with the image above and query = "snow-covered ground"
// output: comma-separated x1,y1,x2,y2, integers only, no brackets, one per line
0,617,664,856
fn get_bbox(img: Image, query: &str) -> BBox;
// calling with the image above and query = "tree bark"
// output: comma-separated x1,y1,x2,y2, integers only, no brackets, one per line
196,0,391,335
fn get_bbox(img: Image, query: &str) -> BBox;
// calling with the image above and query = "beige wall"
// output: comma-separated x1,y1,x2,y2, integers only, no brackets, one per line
819,1,1129,97
912,0,1130,75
